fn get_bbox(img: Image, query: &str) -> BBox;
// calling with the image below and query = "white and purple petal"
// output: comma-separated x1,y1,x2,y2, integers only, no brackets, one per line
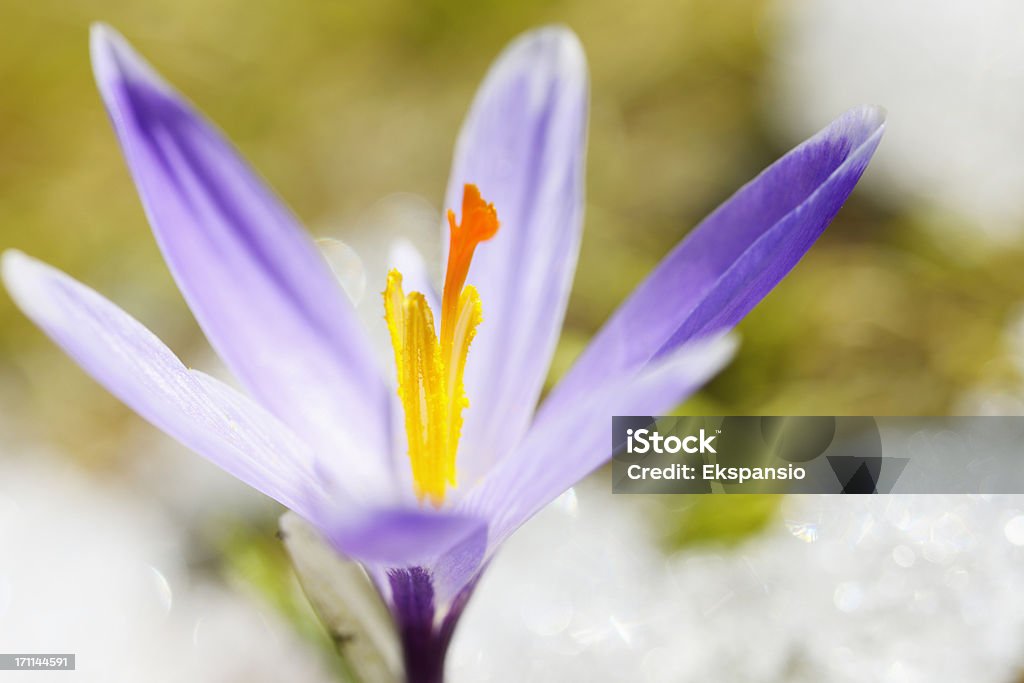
90,25,394,494
540,106,885,422
313,504,487,570
1,250,330,518
443,26,589,482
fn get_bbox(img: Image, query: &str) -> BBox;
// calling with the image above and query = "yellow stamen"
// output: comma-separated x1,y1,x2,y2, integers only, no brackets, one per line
383,184,499,506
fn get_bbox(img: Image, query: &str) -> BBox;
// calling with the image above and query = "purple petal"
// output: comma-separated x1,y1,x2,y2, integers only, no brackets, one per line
90,25,393,488
442,26,589,481
315,504,486,569
360,511,489,609
457,334,737,550
1,250,330,519
540,106,885,422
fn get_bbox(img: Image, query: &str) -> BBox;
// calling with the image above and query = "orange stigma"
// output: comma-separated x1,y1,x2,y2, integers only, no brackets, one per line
441,184,499,358
384,184,499,506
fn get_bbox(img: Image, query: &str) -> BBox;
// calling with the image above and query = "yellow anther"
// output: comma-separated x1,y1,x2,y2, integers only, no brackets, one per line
384,184,498,506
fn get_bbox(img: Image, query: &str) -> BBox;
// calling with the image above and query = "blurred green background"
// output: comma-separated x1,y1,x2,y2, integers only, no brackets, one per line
4,0,1024,676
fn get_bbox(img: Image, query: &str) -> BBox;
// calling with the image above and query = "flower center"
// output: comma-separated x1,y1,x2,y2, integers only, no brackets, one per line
383,184,499,506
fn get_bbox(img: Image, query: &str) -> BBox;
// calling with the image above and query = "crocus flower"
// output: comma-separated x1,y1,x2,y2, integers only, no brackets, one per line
2,23,884,683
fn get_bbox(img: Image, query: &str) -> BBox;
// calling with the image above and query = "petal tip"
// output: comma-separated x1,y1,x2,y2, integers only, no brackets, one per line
828,105,887,149
88,21,117,49
850,104,887,132
686,331,740,373
89,22,125,88
90,22,169,100
2,249,36,291
863,103,888,121
498,24,588,86
529,24,585,58
2,247,27,269
2,250,60,325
